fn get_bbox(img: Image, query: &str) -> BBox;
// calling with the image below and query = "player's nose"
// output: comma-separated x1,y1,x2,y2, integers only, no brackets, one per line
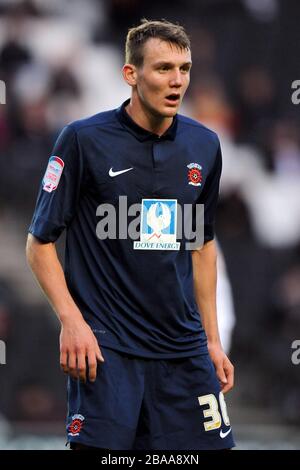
169,69,183,87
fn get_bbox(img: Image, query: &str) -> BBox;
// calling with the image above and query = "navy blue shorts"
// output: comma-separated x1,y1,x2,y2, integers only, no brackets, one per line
66,347,235,450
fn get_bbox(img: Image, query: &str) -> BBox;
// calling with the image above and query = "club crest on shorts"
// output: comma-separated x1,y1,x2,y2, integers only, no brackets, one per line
42,156,64,193
68,414,85,436
134,199,180,250
187,163,202,187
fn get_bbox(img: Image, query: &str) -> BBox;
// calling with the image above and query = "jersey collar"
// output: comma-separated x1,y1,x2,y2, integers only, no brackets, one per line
116,98,177,142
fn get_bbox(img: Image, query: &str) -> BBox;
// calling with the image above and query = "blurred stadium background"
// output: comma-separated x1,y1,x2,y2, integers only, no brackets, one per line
0,0,300,450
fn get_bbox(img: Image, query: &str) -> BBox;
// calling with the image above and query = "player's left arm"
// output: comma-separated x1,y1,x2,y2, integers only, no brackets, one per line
192,239,234,393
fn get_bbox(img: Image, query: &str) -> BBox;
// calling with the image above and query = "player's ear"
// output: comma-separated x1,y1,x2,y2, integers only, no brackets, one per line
123,64,137,86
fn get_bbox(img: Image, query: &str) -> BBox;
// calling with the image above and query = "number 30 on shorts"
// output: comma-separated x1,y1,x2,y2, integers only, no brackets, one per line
198,392,230,431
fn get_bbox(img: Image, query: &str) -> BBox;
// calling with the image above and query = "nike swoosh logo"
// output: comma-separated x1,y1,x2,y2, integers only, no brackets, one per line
220,428,231,439
109,167,133,177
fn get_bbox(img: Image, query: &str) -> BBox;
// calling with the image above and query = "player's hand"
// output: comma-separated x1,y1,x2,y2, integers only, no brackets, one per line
207,342,234,394
59,315,104,383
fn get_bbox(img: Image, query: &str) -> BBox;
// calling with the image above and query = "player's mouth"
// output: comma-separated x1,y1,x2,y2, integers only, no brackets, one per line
165,93,181,105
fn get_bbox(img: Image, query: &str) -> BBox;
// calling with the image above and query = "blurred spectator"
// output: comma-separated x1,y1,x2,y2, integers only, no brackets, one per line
235,65,278,149
190,75,237,137
0,40,31,83
13,380,58,422
271,120,300,176
0,2,34,83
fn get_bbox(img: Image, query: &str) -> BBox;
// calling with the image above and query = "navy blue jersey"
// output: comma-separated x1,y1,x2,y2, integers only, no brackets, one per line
29,99,222,359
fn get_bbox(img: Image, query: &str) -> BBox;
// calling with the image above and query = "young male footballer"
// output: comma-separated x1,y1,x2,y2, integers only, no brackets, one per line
26,19,235,450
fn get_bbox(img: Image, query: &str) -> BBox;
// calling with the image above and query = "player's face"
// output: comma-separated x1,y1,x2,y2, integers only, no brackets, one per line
135,38,192,118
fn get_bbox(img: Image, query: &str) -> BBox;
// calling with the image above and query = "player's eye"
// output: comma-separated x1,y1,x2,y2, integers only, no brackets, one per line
158,65,170,72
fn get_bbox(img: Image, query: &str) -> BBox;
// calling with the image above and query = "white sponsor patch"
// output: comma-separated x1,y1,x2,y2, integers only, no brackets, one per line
43,156,64,193
134,199,180,250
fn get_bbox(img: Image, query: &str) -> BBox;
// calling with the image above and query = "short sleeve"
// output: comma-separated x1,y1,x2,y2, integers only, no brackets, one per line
28,124,84,242
198,139,222,243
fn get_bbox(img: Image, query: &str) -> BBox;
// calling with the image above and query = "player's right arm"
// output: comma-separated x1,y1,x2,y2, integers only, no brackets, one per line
26,233,105,383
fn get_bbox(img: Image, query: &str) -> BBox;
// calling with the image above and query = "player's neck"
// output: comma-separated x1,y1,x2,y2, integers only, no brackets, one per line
125,98,173,137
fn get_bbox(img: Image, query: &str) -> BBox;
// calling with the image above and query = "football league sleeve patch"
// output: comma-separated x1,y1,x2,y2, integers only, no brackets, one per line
29,124,84,242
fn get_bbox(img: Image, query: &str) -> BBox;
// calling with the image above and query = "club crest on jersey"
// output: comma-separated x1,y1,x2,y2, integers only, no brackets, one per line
134,199,180,250
68,414,85,436
187,163,202,187
42,156,64,193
